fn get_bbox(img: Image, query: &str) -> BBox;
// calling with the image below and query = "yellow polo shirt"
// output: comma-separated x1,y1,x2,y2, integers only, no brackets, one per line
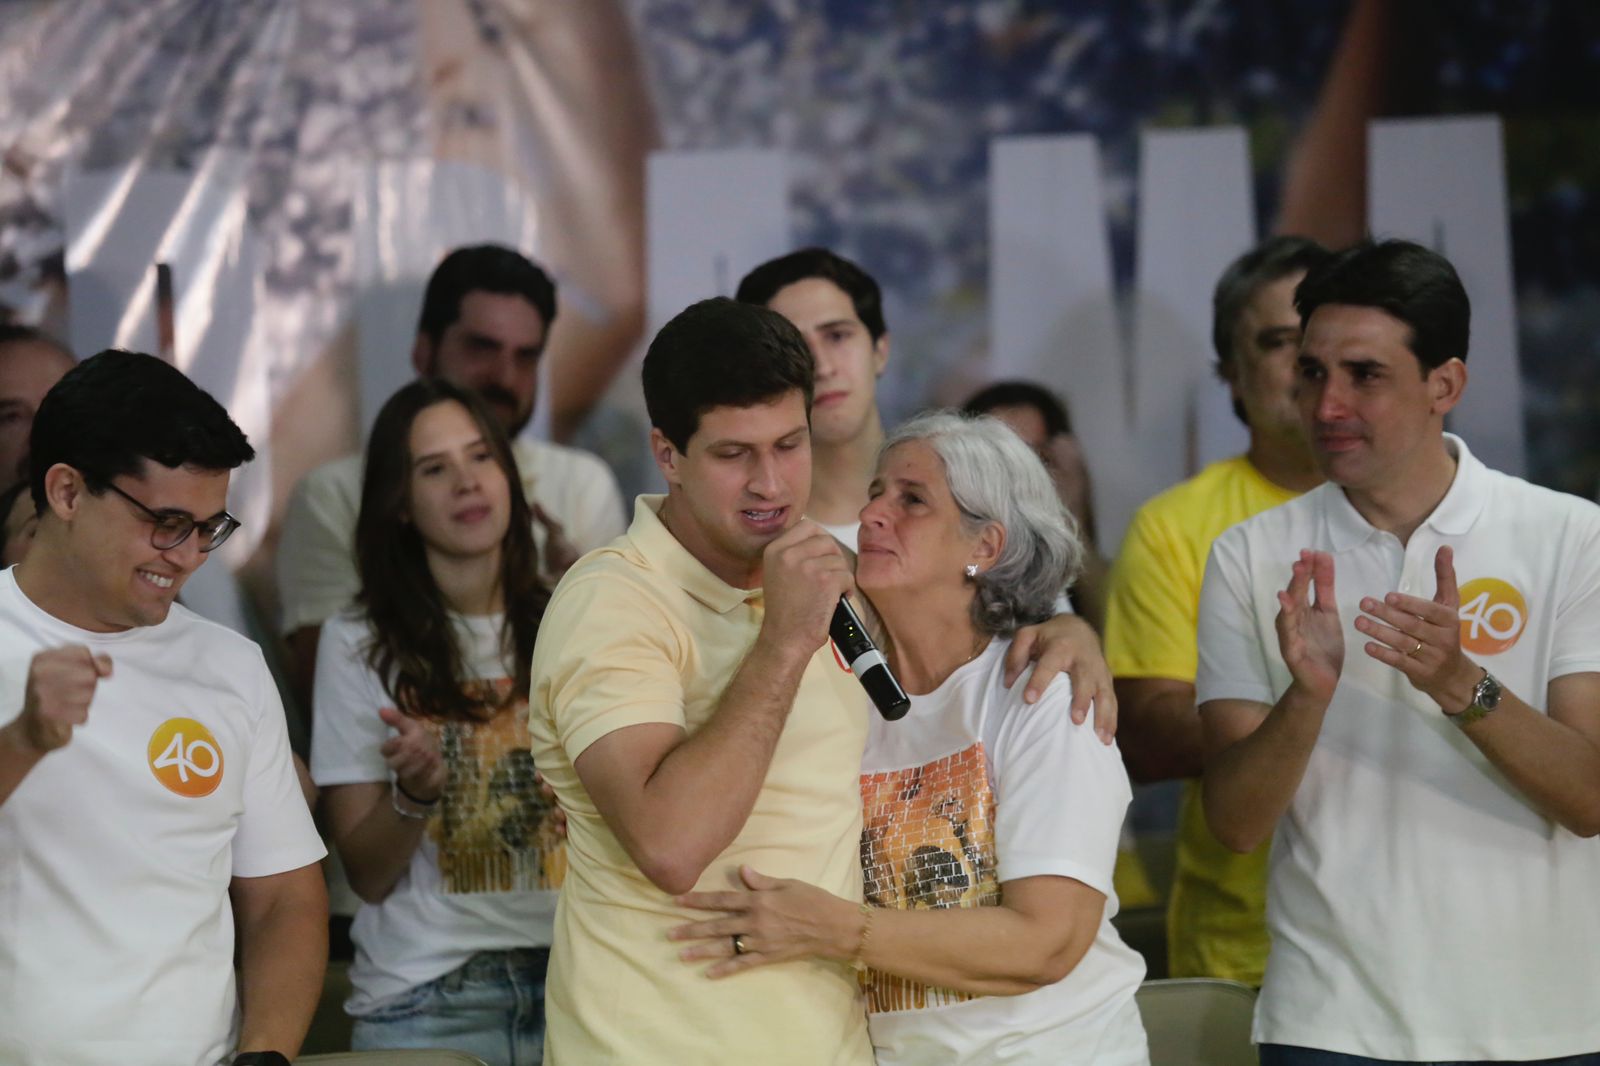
1104,455,1300,984
529,496,874,1065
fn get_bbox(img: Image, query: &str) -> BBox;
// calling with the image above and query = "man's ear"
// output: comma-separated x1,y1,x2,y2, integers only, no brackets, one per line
872,331,891,377
650,428,683,487
43,464,86,522
410,333,433,378
1429,357,1468,418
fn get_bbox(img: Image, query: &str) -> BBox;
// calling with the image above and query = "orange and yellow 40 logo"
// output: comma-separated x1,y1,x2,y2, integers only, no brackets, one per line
1457,578,1528,656
147,718,225,798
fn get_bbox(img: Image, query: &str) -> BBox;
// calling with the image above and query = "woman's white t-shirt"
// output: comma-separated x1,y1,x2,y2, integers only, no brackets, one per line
311,610,564,1014
859,638,1148,1065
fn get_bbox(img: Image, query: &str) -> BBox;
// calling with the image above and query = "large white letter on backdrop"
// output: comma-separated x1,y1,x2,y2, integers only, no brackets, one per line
628,149,789,493
989,134,1135,547
990,129,1255,548
1132,127,1255,498
1368,115,1523,476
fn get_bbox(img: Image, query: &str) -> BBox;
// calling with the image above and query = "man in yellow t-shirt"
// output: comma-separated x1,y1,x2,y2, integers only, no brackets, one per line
529,298,873,1065
1104,236,1330,984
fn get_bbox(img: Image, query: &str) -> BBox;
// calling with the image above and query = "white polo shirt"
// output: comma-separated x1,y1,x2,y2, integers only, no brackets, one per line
1196,434,1600,1061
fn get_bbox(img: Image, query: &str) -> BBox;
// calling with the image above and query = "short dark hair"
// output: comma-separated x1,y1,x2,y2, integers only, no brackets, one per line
415,244,558,345
642,298,814,452
0,323,73,358
1212,235,1331,380
735,247,887,341
29,350,254,510
961,380,1072,437
1295,239,1470,372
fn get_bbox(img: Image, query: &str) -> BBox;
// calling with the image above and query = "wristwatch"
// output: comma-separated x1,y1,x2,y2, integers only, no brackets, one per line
1449,668,1502,726
231,1053,291,1066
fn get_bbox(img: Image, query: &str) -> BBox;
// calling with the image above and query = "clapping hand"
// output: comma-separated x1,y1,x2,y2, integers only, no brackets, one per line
378,706,445,803
1355,545,1477,711
1275,550,1344,701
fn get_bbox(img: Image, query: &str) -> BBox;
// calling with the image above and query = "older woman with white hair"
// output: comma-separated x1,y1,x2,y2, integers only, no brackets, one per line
670,411,1149,1064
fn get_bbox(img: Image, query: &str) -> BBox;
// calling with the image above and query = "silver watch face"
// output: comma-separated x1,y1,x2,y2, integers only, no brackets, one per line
1475,671,1503,710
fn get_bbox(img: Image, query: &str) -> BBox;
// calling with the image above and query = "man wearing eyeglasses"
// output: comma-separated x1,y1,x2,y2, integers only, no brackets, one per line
0,350,328,1066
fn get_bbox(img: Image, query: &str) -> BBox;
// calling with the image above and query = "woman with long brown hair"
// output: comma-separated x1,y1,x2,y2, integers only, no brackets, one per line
310,379,560,1064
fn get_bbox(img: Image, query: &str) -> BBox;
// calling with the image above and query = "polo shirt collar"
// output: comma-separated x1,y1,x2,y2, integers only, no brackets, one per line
1423,434,1488,536
627,494,756,614
1320,433,1488,551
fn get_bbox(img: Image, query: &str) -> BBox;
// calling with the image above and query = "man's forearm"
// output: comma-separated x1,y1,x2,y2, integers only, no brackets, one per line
1451,686,1600,837
233,868,328,1057
1115,680,1204,782
1202,684,1329,852
609,633,815,892
0,720,46,806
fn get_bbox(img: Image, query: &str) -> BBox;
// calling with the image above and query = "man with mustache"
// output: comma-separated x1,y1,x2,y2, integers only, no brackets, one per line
1104,235,1329,985
278,245,625,698
1198,240,1600,1064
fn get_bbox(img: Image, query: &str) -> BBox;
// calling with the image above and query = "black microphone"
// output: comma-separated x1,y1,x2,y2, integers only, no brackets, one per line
830,597,911,721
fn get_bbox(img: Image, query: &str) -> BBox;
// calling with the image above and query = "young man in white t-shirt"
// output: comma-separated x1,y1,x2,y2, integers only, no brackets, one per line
1197,240,1600,1064
0,350,328,1066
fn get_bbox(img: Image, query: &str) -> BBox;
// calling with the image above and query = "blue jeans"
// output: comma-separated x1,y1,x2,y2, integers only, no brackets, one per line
352,947,549,1066
1260,1045,1600,1066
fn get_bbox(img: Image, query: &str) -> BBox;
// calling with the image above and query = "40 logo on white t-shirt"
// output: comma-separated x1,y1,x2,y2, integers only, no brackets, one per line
147,717,225,798
1457,578,1528,656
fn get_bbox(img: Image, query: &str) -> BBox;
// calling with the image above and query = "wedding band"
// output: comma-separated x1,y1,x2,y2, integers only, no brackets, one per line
1408,640,1424,658
733,935,748,956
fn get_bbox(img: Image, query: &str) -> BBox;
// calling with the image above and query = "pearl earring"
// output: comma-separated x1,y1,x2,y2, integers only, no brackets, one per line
965,564,978,579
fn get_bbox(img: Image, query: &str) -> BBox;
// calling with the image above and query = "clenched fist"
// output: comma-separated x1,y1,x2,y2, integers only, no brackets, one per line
17,646,114,754
760,519,855,653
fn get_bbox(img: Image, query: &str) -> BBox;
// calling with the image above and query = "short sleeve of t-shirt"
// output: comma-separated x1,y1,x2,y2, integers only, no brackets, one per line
988,677,1130,896
277,462,361,635
1194,529,1275,708
1550,503,1600,680
535,571,687,761
232,644,327,878
555,449,627,554
309,613,392,787
1105,501,1201,681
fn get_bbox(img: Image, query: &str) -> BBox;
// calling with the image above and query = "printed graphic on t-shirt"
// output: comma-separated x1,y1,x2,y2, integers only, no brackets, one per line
147,717,224,798
859,742,998,1013
1457,578,1528,655
414,680,566,894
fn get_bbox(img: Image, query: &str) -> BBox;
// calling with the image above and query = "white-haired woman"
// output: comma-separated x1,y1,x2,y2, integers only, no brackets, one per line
670,411,1149,1064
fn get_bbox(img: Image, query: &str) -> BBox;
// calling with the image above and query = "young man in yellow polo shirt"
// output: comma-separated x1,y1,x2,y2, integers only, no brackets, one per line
529,298,872,1064
1103,236,1330,984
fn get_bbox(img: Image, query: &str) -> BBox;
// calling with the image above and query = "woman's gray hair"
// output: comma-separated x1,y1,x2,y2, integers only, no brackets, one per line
879,410,1084,635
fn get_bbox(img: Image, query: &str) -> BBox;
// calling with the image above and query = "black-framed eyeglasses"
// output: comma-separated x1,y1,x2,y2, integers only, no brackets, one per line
101,480,241,553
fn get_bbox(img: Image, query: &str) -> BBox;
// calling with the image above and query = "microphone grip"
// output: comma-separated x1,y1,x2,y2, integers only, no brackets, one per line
829,597,911,721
